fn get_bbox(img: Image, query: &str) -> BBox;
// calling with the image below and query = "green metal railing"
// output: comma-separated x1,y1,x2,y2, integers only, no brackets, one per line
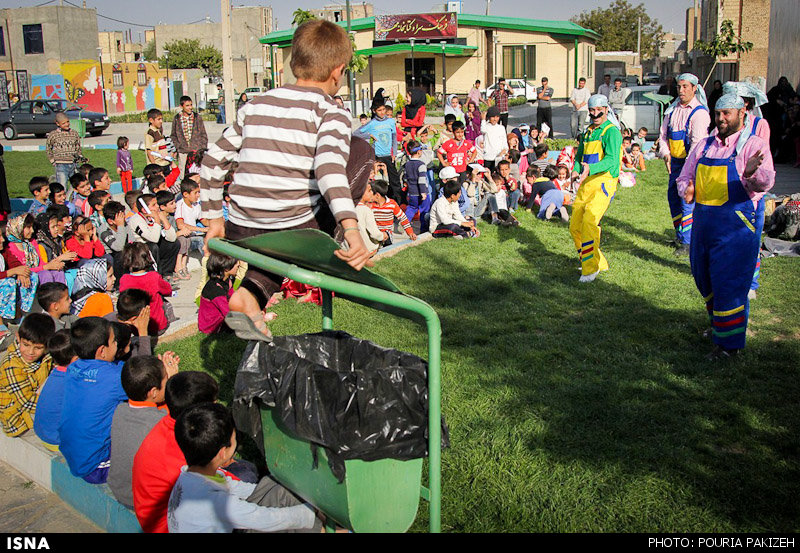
209,236,442,533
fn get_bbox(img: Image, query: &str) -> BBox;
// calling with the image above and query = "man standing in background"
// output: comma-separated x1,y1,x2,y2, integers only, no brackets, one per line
597,74,612,98
216,83,226,125
489,79,511,128
47,113,82,191
570,77,591,138
536,77,554,138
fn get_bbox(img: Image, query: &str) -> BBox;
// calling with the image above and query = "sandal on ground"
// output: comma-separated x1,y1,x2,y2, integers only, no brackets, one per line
224,311,273,342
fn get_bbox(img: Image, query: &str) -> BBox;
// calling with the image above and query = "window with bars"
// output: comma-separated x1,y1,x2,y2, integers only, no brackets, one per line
137,70,147,86
22,24,44,55
502,45,536,80
112,70,123,88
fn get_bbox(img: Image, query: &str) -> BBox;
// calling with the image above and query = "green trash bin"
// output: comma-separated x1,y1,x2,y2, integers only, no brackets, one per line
261,408,424,533
69,117,86,138
210,230,443,533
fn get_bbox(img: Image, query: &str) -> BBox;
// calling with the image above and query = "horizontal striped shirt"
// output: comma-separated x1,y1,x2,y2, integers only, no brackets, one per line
371,199,412,236
199,84,356,229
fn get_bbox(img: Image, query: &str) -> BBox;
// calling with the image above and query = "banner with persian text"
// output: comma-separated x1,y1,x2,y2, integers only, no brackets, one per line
374,13,458,41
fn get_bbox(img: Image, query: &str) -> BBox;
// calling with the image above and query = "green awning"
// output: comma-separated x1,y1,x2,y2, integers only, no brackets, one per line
260,13,598,46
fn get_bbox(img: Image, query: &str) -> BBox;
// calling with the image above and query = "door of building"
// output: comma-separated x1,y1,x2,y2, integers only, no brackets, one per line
405,58,435,95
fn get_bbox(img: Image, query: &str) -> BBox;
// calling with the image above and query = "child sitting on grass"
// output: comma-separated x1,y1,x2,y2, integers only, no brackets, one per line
168,402,322,533
430,179,480,239
108,353,178,508
33,329,77,450
119,242,172,335
59,317,126,483
199,253,240,335
369,179,416,245
0,313,55,437
526,166,569,221
27,177,51,216
37,281,77,330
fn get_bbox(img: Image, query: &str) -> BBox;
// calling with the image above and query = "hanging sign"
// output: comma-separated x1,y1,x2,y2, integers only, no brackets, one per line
375,13,458,41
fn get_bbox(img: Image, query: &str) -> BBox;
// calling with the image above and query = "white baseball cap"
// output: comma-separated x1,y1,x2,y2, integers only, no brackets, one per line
439,166,458,181
468,163,490,174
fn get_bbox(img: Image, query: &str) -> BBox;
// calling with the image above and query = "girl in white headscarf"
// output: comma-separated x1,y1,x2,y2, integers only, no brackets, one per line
444,94,465,125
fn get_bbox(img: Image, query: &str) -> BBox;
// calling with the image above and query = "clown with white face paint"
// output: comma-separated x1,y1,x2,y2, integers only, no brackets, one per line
676,93,775,360
569,94,622,283
658,73,711,256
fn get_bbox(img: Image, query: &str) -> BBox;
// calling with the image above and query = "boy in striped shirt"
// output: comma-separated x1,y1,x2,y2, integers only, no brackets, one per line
200,20,369,336
368,180,417,245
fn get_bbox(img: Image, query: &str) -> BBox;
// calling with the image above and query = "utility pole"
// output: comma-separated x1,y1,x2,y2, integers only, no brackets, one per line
485,0,491,16
637,16,641,66
221,0,234,124
346,0,356,113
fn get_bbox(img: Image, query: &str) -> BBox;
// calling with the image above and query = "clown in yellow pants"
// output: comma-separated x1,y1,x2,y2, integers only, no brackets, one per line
569,173,617,275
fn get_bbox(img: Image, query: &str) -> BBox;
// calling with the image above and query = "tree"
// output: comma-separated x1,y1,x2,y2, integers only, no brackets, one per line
158,39,222,77
694,19,753,87
571,0,664,59
142,40,156,61
289,9,367,75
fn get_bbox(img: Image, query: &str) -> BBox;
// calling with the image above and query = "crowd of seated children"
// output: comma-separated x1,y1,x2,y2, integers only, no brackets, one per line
6,214,70,285
198,253,240,334
0,313,55,437
168,402,322,533
119,242,173,335
133,371,220,533
32,329,76,449
108,353,178,508
58,317,126,483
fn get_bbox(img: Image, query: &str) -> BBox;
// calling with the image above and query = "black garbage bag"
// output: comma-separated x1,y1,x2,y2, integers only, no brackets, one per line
233,331,449,481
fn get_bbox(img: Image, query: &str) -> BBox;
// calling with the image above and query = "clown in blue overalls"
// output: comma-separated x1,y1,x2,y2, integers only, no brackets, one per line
677,93,775,360
721,81,772,299
658,73,711,256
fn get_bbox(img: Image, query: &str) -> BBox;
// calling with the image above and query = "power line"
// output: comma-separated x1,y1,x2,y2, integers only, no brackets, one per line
62,0,154,28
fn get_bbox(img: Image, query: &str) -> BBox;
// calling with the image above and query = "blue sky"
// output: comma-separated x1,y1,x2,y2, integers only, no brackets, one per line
4,0,694,41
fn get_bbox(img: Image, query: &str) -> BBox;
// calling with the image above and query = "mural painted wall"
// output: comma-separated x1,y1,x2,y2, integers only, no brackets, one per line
102,63,180,115
31,74,65,100
61,60,105,113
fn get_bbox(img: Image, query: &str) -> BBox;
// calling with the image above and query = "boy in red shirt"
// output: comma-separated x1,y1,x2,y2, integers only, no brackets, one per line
497,159,521,211
437,121,476,175
368,179,417,246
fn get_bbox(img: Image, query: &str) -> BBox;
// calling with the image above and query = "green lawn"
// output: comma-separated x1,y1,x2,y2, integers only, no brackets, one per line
2,150,149,197
157,161,800,532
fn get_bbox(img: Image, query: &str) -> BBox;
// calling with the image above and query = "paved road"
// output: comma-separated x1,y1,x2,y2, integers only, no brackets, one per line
0,460,102,533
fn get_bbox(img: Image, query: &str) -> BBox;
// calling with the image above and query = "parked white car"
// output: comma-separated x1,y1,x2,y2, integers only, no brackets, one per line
615,85,663,139
483,79,536,101
242,87,269,98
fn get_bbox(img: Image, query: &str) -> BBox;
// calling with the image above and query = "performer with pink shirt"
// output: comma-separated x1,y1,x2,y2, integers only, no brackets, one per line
659,73,711,256
677,93,775,360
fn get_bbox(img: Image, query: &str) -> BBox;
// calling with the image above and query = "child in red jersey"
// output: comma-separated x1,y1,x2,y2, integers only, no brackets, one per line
437,121,476,176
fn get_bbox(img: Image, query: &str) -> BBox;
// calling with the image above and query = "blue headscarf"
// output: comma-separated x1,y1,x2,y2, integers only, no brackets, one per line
587,94,620,128
664,73,708,115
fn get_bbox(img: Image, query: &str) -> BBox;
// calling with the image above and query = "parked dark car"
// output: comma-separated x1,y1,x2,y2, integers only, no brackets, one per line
0,99,110,140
